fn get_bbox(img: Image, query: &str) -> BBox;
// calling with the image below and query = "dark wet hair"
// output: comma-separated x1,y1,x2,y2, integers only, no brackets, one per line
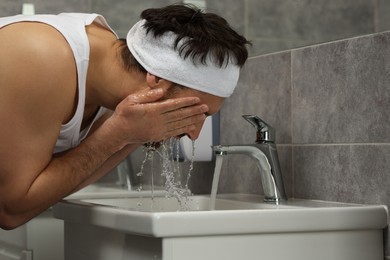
119,3,251,73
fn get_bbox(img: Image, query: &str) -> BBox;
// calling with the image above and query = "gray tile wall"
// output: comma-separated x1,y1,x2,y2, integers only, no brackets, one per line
0,0,177,37
0,0,92,16
2,0,390,55
220,31,390,258
207,0,390,56
218,52,293,196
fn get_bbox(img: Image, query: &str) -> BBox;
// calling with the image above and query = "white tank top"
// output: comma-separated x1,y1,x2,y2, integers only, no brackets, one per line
0,13,118,153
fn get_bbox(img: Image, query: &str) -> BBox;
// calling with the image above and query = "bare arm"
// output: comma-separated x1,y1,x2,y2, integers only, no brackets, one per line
72,143,140,192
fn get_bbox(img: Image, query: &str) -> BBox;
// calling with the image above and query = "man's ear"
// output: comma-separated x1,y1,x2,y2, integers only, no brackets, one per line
146,72,171,90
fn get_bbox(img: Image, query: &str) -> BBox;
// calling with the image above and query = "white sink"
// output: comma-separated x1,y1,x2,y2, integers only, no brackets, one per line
53,194,388,260
80,194,295,211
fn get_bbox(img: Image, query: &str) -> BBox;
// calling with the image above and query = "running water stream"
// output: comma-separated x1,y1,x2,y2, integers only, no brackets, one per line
209,155,224,210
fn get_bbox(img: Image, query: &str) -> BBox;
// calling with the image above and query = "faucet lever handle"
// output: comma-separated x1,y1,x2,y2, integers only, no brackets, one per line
242,115,276,143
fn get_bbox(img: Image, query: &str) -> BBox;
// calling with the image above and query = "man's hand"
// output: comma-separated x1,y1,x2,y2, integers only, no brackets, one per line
101,88,208,151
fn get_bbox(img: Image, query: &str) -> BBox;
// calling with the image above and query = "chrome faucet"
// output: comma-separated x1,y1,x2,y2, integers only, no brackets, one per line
213,115,287,202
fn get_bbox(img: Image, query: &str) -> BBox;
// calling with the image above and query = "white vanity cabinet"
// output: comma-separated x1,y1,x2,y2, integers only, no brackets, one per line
63,221,384,260
0,210,64,260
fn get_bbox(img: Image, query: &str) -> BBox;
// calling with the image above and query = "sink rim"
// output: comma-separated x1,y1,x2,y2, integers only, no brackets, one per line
53,194,388,237
78,194,298,212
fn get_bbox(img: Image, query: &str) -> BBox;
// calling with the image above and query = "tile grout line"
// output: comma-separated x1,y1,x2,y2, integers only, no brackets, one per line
290,50,295,198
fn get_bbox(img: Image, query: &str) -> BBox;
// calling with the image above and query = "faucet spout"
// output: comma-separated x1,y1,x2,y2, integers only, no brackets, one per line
212,115,287,203
213,144,286,202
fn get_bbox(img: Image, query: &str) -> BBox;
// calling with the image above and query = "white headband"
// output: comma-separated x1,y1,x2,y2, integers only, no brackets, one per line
126,20,240,98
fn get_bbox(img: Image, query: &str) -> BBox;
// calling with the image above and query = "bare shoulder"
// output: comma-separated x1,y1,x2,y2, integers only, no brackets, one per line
0,22,77,114
0,22,78,183
0,22,77,101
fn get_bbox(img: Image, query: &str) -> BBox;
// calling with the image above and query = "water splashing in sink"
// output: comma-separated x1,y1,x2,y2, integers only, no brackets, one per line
137,138,196,210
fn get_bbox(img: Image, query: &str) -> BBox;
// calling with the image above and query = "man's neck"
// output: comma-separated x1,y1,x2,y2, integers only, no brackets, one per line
85,23,119,109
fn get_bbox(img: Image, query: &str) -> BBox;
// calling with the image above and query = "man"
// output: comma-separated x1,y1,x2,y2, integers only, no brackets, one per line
0,4,250,229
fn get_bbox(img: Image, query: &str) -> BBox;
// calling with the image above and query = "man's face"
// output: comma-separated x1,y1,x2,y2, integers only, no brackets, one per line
166,87,225,140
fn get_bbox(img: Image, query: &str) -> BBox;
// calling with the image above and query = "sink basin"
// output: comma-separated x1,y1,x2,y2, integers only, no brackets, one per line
79,194,295,212
53,194,388,260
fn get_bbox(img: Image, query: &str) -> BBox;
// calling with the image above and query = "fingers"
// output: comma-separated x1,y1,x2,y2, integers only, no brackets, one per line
163,102,208,121
135,102,206,141
151,97,208,140
124,89,203,115
165,113,206,136
155,97,202,114
125,88,165,104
